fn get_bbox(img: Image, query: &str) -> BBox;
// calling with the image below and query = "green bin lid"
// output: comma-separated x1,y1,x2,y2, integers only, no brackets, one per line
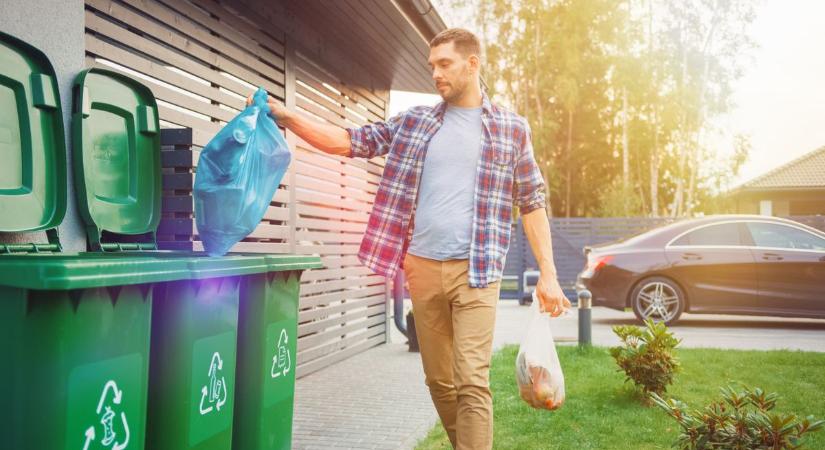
78,250,270,279
0,253,192,290
186,253,323,278
74,252,322,280
0,31,67,236
72,68,161,250
0,252,324,290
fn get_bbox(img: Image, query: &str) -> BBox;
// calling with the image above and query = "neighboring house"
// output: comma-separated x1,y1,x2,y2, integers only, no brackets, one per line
732,146,825,216
1,0,446,377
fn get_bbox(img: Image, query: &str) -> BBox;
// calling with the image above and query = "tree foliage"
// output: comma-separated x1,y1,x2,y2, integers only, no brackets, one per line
438,0,757,217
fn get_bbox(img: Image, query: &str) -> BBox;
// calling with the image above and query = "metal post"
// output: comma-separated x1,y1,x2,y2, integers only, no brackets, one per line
578,289,592,347
393,271,408,338
384,277,393,344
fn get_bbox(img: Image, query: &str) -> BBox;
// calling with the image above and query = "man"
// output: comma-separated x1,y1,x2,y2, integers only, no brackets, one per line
251,27,570,450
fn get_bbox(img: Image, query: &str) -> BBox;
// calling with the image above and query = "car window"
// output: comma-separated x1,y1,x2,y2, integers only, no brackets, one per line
672,223,742,246
746,222,825,251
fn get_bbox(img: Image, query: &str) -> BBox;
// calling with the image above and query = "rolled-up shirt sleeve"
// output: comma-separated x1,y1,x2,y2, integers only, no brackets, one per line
514,120,548,214
346,111,405,159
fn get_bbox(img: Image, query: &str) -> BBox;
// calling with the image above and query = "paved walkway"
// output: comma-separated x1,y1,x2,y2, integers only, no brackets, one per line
291,301,536,450
291,342,434,450
292,302,825,449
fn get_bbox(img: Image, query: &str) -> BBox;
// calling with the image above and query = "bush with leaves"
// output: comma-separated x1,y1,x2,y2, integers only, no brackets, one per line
651,385,824,449
609,318,681,397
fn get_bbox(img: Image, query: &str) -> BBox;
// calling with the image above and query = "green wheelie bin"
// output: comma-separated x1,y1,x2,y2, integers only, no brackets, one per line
233,256,310,450
0,31,189,450
1,253,194,450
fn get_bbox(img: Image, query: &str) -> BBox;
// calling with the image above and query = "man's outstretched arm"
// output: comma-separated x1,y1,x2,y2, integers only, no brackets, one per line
245,94,350,156
278,109,352,156
248,93,402,159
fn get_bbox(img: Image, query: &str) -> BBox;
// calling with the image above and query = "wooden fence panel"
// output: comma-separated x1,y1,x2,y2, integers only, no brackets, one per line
290,48,389,376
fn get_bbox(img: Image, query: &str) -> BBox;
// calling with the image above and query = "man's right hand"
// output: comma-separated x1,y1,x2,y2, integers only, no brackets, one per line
246,93,291,124
245,90,352,157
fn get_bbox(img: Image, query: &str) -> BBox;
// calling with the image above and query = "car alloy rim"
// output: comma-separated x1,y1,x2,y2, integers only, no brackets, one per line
637,282,679,322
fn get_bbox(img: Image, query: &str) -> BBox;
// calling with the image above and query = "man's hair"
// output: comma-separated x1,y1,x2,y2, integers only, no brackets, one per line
429,28,481,59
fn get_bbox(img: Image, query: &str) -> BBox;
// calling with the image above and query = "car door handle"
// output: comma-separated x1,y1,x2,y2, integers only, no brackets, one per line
762,253,784,261
681,253,703,261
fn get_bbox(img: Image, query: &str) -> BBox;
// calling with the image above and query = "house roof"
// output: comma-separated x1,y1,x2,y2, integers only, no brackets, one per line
736,146,825,192
257,0,447,95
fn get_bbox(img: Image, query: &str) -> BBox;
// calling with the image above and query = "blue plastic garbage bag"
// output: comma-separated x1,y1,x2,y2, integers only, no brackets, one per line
194,87,291,256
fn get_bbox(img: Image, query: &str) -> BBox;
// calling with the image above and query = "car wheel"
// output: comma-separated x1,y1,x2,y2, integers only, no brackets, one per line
631,276,685,325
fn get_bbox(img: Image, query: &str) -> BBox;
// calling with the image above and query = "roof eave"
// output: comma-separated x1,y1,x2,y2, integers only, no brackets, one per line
731,185,825,195
394,0,447,44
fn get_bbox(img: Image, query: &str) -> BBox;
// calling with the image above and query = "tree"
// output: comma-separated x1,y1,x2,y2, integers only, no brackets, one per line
435,0,757,217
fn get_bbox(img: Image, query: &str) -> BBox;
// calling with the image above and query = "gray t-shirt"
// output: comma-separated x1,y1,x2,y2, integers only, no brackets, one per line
407,104,483,260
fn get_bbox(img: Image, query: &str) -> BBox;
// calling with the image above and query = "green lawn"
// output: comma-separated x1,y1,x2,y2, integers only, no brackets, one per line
415,345,825,449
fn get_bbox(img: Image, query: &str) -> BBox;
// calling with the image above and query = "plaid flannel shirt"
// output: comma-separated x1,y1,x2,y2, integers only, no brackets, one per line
346,92,547,288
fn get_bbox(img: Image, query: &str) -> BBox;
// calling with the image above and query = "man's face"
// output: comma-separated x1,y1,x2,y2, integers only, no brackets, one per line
428,42,476,103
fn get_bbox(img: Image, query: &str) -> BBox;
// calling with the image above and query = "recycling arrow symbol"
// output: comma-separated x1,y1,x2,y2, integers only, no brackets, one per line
84,379,130,450
199,352,228,415
271,329,291,379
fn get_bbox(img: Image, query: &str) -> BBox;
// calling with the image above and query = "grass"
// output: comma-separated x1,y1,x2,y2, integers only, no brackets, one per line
500,278,519,292
415,345,825,449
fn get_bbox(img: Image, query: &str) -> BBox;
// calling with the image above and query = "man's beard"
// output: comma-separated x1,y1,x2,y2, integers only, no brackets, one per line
441,80,465,102
439,70,469,103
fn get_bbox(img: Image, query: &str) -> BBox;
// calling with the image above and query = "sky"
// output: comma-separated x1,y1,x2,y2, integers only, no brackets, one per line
715,0,825,186
389,0,825,189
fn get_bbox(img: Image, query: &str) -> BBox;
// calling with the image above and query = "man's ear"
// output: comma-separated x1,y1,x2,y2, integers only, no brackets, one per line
468,54,480,73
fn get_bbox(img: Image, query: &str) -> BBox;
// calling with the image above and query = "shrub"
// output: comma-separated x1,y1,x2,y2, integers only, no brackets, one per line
610,318,680,397
651,385,824,449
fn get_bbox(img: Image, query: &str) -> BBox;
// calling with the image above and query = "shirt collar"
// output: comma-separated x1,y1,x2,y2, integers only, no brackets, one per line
432,91,493,120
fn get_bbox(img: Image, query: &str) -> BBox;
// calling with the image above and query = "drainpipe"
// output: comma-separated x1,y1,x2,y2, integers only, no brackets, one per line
394,0,446,41
393,271,408,337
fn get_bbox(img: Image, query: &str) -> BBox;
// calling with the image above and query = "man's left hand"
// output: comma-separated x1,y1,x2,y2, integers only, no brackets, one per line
535,275,572,317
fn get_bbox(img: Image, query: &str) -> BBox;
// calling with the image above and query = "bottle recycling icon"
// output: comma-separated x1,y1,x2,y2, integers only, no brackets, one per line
83,380,130,450
271,329,291,379
199,352,228,415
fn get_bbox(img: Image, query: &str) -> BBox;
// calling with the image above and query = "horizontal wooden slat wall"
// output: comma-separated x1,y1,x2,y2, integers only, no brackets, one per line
290,49,388,378
84,0,391,378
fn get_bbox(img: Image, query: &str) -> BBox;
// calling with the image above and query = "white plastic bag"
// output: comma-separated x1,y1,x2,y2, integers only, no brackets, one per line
515,291,566,410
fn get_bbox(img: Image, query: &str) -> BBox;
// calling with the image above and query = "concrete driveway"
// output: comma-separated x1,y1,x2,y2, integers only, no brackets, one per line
493,301,825,352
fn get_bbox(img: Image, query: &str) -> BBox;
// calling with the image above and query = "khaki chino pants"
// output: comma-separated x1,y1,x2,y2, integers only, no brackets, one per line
403,252,500,450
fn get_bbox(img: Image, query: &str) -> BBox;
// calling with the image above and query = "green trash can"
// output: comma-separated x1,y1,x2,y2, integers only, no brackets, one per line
1,254,193,450
233,256,319,450
0,31,184,450
71,68,322,450
146,256,259,450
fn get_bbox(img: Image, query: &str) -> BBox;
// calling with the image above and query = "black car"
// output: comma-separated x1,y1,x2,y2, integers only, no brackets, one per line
576,215,825,324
